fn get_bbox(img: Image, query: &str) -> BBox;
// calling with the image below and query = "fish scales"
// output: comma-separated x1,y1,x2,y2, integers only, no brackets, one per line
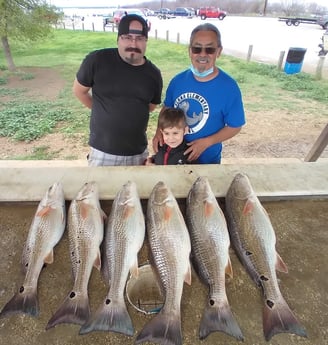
186,176,243,341
46,181,105,329
136,181,191,345
0,182,66,318
225,172,307,341
79,181,145,337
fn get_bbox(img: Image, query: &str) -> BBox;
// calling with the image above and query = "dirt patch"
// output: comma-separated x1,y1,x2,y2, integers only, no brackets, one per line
0,67,88,160
0,67,327,161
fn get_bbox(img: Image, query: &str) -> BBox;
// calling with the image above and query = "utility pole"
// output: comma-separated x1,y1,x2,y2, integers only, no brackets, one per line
263,0,268,16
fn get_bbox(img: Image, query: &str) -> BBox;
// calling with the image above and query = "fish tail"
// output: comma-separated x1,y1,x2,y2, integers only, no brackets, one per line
79,298,134,336
263,296,307,341
0,287,38,318
135,310,182,345
199,300,244,341
46,292,89,329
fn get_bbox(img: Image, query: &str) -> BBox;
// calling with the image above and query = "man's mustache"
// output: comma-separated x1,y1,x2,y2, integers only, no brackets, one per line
125,47,142,53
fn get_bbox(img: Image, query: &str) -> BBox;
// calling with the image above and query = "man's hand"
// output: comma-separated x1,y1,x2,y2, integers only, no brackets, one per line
184,137,211,161
152,128,163,154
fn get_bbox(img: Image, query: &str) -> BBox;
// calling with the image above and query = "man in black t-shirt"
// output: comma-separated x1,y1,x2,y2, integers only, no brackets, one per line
73,14,163,166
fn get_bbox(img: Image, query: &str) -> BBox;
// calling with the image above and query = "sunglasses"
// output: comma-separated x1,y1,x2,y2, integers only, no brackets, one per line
120,35,147,43
190,46,218,54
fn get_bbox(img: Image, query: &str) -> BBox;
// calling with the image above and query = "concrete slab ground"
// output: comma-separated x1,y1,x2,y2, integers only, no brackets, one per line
0,199,327,345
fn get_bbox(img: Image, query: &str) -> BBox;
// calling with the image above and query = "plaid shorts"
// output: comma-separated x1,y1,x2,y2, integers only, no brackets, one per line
88,147,149,166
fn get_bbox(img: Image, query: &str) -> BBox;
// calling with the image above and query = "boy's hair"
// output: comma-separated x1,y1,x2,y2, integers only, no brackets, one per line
158,107,186,130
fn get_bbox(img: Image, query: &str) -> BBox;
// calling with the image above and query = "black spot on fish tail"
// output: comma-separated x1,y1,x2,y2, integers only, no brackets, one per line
0,288,39,318
136,311,182,345
263,295,307,341
79,299,134,336
199,299,244,341
245,250,253,256
45,292,89,330
266,300,274,308
260,275,269,281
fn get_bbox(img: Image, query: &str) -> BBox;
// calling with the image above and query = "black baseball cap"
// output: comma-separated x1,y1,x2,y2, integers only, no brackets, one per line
118,14,148,39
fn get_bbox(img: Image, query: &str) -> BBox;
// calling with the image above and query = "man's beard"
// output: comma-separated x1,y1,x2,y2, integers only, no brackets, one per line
124,48,143,65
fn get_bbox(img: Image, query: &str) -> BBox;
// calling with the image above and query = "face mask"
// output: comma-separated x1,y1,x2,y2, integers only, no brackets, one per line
190,65,214,78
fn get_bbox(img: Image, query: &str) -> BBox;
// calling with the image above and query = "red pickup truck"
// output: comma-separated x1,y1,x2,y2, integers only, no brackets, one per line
198,7,227,20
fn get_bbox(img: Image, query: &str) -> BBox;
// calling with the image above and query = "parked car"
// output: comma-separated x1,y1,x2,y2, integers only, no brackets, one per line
171,7,194,18
186,7,197,16
198,7,227,20
113,8,151,31
317,14,328,29
154,8,175,19
142,8,154,17
103,13,114,27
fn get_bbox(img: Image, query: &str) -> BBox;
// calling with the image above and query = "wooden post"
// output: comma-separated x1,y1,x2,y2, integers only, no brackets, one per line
177,33,180,44
82,23,85,31
166,30,169,41
304,124,328,162
92,22,95,32
278,51,285,70
315,56,325,80
247,45,253,62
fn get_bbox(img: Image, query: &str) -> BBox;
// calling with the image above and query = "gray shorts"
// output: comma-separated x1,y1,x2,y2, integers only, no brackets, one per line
88,147,148,166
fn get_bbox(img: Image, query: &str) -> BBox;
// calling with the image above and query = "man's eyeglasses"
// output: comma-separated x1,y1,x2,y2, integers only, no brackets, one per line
120,35,147,43
190,46,218,54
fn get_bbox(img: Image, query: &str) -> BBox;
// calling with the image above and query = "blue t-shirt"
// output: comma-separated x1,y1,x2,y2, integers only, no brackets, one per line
164,69,245,163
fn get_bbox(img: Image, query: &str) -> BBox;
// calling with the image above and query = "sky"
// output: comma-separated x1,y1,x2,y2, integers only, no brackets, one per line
49,0,328,8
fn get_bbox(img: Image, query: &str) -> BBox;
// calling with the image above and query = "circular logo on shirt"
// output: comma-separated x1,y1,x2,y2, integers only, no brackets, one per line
174,93,209,134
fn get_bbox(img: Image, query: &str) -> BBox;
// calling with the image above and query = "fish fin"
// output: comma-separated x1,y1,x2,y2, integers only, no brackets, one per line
242,199,254,214
36,206,51,217
225,258,233,279
0,286,39,318
79,297,134,336
46,291,90,330
130,259,139,279
44,250,54,265
184,264,192,285
93,249,102,271
123,205,135,220
164,205,173,221
276,252,288,273
199,299,243,341
80,203,89,220
263,295,307,341
136,310,182,345
204,200,214,217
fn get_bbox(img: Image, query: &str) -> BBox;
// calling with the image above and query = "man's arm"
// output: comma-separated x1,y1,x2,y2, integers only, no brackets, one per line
73,78,92,109
184,126,242,161
151,106,167,153
149,103,157,112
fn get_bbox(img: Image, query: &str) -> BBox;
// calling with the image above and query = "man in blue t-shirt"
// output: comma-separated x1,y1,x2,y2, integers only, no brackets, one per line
153,23,245,164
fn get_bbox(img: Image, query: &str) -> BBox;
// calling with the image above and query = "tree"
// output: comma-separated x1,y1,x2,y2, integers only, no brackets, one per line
0,0,62,71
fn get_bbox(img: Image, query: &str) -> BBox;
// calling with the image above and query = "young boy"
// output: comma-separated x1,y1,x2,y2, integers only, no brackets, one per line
145,107,193,165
